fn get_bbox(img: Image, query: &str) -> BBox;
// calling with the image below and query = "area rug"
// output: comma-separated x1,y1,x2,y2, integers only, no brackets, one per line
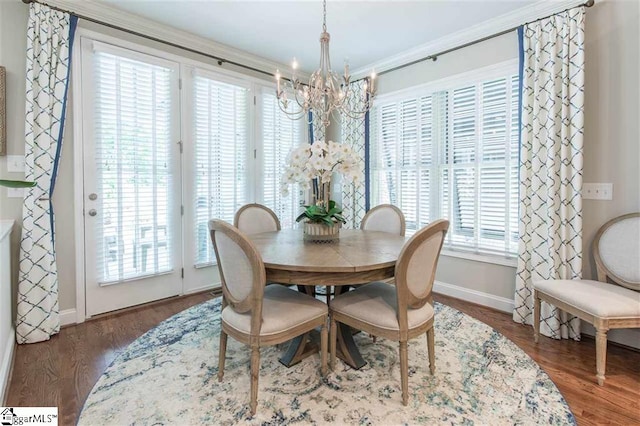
79,298,576,425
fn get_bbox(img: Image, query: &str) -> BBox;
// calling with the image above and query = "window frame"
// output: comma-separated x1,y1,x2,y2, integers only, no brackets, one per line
370,60,519,267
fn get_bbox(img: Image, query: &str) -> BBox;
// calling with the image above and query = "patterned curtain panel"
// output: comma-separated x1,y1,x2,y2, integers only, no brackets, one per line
312,112,325,143
17,3,77,344
340,80,368,229
513,7,585,340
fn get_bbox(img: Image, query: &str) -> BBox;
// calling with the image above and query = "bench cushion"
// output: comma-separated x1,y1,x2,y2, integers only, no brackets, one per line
534,279,640,318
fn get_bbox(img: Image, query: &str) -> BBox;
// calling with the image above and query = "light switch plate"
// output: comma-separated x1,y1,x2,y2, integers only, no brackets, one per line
583,183,613,200
6,187,24,198
6,155,25,173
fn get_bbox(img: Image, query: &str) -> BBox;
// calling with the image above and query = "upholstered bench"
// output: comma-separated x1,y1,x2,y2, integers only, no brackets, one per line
532,213,640,386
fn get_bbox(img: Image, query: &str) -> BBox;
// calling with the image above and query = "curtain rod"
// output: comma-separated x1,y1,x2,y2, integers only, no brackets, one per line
23,0,594,82
372,0,594,79
21,0,279,79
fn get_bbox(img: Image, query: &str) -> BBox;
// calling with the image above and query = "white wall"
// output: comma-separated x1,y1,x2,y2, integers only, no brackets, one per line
0,0,29,332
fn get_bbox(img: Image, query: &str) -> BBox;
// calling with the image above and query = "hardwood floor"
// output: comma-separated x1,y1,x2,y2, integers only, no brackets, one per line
5,292,640,425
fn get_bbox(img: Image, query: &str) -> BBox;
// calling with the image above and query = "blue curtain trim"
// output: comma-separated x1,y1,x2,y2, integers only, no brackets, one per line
517,25,524,221
308,110,314,143
364,87,371,212
49,14,78,245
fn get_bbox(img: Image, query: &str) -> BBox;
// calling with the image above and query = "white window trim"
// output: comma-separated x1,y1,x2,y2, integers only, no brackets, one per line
375,59,519,105
371,59,520,267
441,249,518,268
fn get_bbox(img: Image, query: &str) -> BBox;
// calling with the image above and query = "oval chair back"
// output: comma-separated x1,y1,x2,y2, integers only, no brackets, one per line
361,204,406,236
209,219,266,336
394,220,449,338
593,212,640,291
234,203,281,235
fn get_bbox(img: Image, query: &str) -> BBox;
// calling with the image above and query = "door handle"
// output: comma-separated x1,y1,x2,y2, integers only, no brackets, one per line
89,193,98,200
88,209,97,217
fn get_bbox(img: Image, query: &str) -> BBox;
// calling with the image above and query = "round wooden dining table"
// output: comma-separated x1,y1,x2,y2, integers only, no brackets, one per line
248,228,409,369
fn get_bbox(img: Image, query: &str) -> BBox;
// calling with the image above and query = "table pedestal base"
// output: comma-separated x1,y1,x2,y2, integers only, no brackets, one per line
278,285,367,370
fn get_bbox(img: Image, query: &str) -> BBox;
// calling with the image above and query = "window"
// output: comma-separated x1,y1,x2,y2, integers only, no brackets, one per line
260,90,305,229
192,72,250,265
370,64,519,257
91,44,178,283
189,78,307,267
82,37,307,277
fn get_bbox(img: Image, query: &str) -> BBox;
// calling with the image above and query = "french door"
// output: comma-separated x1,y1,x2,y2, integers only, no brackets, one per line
79,35,308,317
81,39,183,316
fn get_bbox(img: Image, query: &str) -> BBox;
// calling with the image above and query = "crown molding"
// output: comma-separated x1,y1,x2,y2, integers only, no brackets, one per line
37,0,304,79
351,0,587,78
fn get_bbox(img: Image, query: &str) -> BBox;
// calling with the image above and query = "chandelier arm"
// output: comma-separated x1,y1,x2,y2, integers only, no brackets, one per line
274,0,375,131
276,100,308,121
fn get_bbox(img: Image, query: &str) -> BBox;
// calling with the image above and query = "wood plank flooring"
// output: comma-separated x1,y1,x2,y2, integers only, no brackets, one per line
4,292,639,425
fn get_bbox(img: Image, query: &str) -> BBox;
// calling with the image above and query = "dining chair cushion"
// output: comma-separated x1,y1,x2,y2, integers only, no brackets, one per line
222,284,328,336
331,282,434,332
534,279,640,318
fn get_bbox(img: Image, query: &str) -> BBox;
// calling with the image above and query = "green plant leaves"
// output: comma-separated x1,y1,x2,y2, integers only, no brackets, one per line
295,199,346,225
0,179,36,188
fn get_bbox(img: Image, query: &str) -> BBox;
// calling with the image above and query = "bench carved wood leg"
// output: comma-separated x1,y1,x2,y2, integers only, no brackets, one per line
533,290,541,343
595,326,608,386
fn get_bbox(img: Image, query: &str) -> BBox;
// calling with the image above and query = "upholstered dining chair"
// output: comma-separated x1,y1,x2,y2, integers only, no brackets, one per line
329,219,449,405
209,220,328,415
533,212,640,386
234,203,281,235
360,204,406,236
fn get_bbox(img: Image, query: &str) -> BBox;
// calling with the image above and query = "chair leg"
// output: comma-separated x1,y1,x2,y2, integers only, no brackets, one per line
533,291,541,343
595,328,608,386
320,320,328,377
330,317,337,370
426,328,435,374
399,340,409,406
217,330,228,382
250,346,260,415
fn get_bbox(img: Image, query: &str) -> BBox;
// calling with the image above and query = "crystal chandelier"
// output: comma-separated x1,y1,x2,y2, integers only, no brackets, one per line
275,0,376,129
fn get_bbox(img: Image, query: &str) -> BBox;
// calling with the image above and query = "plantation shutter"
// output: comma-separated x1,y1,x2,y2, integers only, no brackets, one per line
444,77,519,255
370,65,519,258
192,73,249,265
92,45,177,284
261,91,305,229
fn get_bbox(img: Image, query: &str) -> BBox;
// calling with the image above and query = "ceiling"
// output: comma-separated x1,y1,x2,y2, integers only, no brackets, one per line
99,0,536,73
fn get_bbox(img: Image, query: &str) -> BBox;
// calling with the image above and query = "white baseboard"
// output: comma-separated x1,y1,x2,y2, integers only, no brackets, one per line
433,280,515,313
184,283,220,295
60,309,77,327
0,328,15,405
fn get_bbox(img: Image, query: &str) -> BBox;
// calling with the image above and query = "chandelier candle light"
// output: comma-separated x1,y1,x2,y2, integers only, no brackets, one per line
275,0,377,129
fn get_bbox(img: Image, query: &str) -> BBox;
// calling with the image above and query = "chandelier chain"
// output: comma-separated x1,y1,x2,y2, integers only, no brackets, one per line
322,0,327,32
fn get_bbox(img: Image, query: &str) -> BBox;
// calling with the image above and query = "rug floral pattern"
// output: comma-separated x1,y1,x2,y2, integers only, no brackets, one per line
79,299,576,425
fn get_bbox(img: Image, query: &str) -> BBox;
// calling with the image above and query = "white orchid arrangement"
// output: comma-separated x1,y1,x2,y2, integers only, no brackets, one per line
281,140,363,226
280,140,363,197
